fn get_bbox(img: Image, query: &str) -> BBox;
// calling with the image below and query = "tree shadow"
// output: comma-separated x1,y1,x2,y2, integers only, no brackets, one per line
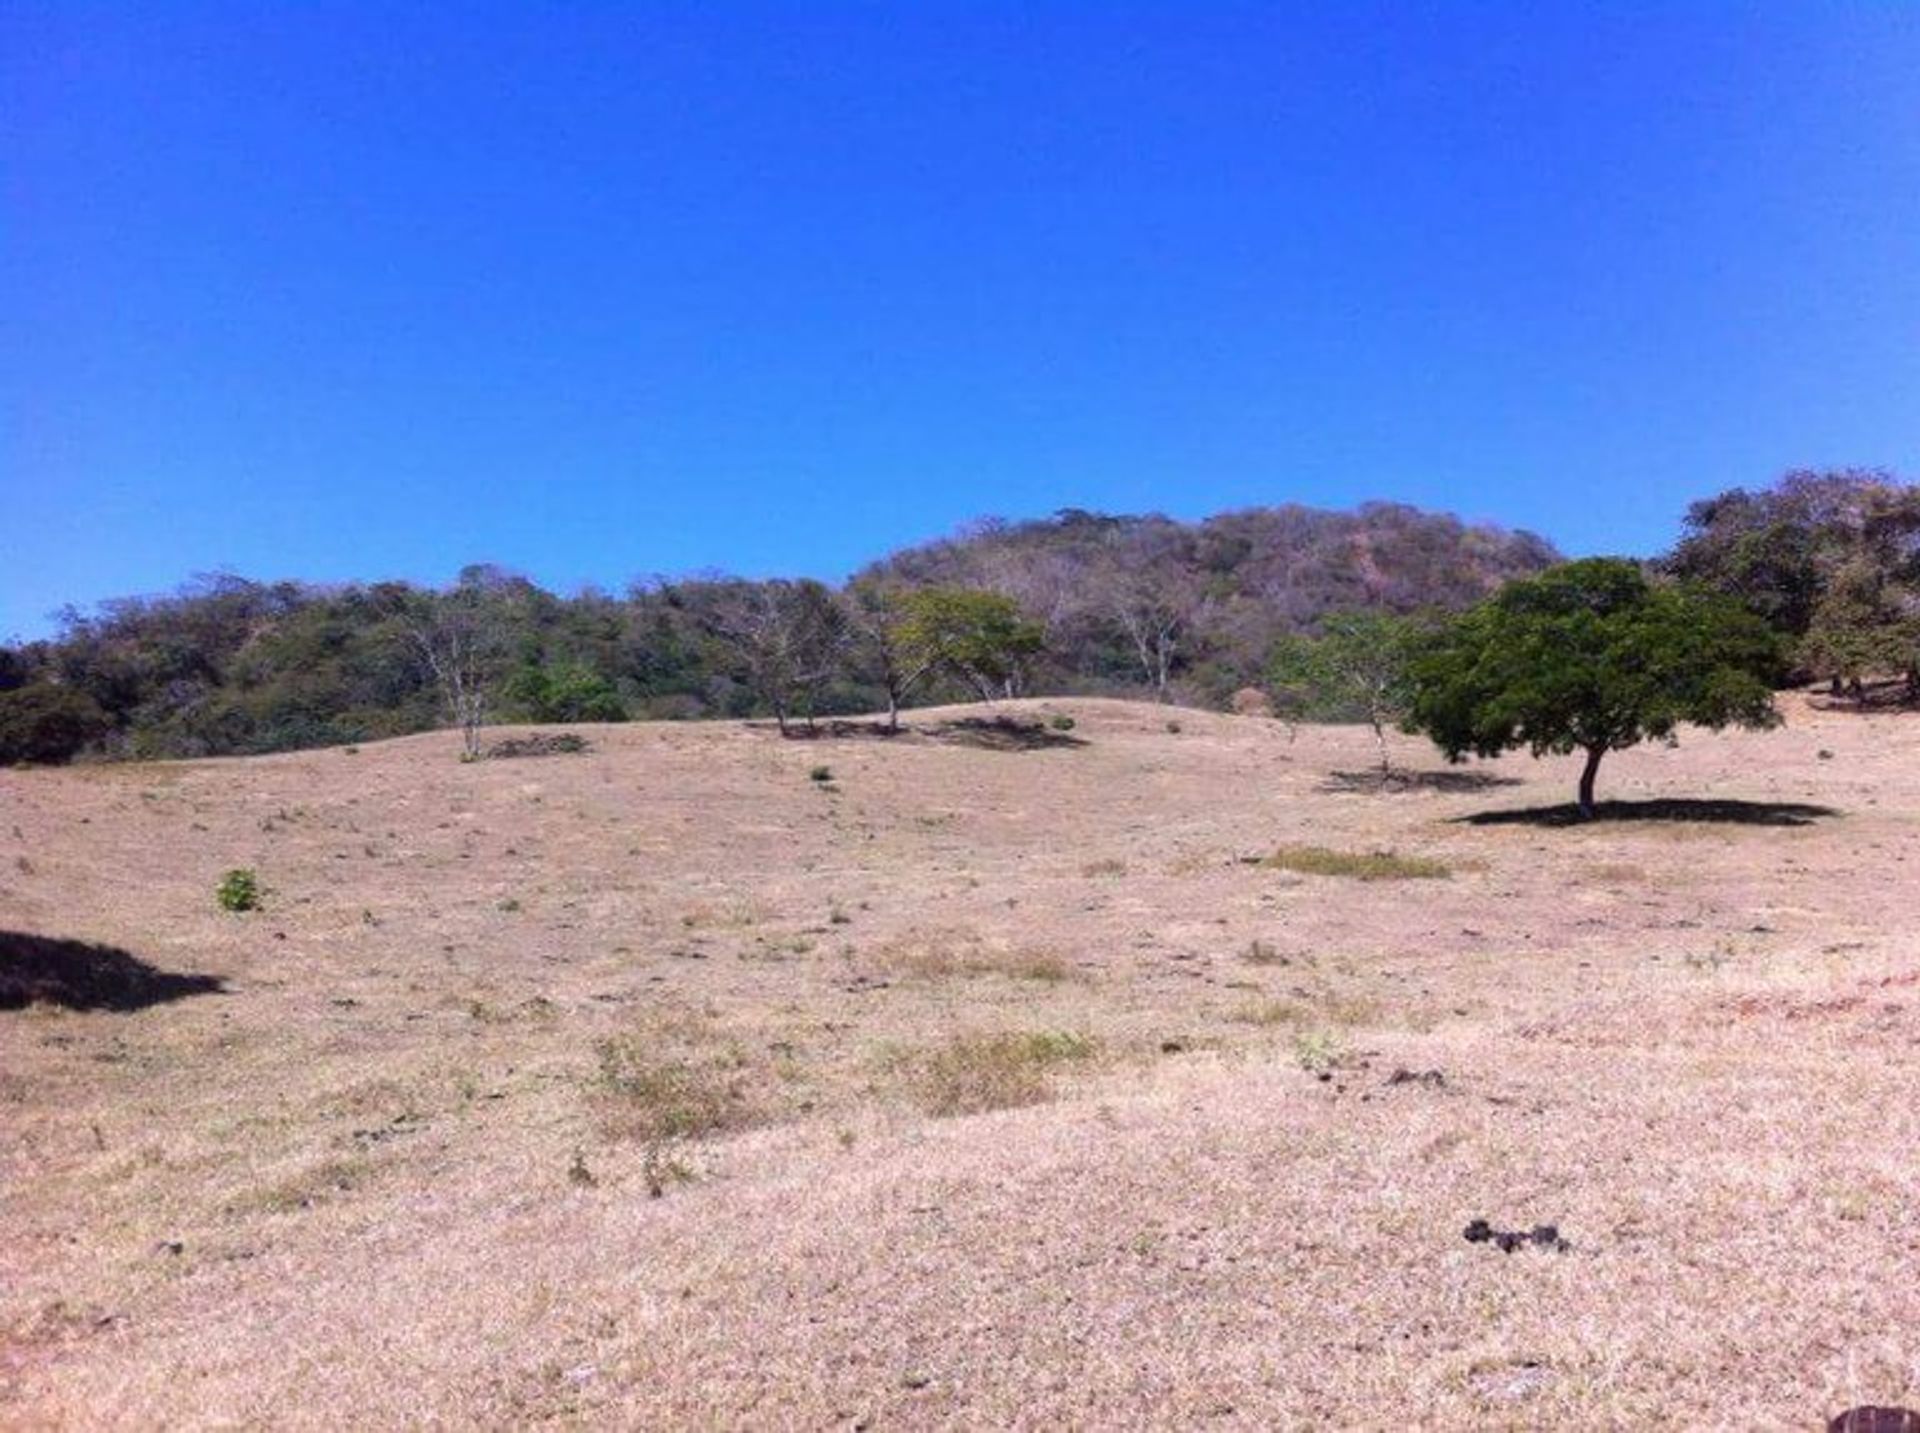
755,719,909,742
1458,798,1841,829
0,932,226,1012
925,716,1089,752
1321,768,1523,795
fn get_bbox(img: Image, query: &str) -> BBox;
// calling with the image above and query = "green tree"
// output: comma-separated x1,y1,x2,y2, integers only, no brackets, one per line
1405,559,1783,818
505,662,628,723
893,588,1044,703
1265,611,1427,774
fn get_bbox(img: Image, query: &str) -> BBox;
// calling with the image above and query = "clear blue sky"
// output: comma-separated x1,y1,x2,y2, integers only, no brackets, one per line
5,4,1918,641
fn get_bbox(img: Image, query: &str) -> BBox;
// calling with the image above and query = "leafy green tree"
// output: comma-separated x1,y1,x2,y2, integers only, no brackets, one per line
1797,559,1918,701
505,662,628,723
1265,610,1428,773
0,682,110,764
893,588,1044,703
1405,559,1783,818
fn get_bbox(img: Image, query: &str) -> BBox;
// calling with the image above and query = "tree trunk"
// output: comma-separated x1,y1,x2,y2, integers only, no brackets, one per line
1577,745,1605,819
1373,718,1391,776
885,685,900,733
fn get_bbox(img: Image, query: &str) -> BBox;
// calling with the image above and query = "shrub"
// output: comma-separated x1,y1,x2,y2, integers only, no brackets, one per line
1047,713,1077,731
0,683,109,765
1263,845,1450,881
809,764,834,783
216,869,261,912
593,1038,760,1143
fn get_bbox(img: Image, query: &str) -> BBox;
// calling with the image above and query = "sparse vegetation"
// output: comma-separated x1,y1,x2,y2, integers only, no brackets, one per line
215,867,261,912
1262,845,1451,881
593,1036,764,1146
890,1030,1099,1116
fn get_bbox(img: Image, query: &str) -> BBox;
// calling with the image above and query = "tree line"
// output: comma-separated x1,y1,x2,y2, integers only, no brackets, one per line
1,471,1914,767
0,501,1554,762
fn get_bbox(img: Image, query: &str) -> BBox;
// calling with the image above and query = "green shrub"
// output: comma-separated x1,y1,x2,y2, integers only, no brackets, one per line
809,764,834,783
216,868,261,912
1047,714,1076,731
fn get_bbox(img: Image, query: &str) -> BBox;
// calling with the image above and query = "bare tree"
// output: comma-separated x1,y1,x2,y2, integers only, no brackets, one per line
841,580,938,732
409,569,516,760
698,579,846,736
1095,529,1211,702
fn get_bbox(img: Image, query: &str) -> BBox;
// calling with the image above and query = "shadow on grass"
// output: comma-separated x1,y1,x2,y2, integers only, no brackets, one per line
1321,768,1522,795
747,714,1088,750
1458,798,1841,829
753,719,909,742
1,932,226,1012
925,716,1089,752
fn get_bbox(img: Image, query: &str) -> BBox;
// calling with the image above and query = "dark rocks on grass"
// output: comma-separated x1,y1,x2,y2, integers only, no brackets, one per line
1463,1219,1569,1254
1831,1411,1920,1433
1385,1067,1445,1088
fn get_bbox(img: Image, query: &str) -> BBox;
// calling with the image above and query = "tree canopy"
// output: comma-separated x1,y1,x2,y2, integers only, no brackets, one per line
1405,559,1784,817
1266,610,1429,773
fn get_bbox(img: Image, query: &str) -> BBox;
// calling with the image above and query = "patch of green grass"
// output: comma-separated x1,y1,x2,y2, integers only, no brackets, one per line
1262,844,1451,881
215,868,261,912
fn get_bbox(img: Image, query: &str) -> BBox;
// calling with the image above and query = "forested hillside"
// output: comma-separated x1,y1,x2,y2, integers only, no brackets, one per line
0,502,1555,760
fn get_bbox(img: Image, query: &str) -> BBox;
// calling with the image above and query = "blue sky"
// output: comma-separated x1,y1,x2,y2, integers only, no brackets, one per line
4,4,1918,641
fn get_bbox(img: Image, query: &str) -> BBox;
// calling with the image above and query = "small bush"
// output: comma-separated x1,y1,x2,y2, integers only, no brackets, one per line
1263,845,1450,881
1047,714,1077,731
216,868,261,913
1165,719,1183,734
892,1030,1098,1117
593,1038,759,1144
1292,1029,1347,1073
809,764,834,784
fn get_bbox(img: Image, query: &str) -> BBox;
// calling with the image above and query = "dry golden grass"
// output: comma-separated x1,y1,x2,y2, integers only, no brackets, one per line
884,1029,1100,1116
4,695,1920,1427
1263,842,1453,880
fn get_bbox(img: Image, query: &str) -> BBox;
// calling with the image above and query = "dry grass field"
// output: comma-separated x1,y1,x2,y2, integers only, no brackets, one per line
4,695,1920,1428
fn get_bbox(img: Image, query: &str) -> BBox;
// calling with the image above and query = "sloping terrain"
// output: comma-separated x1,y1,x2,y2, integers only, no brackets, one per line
3,697,1918,1427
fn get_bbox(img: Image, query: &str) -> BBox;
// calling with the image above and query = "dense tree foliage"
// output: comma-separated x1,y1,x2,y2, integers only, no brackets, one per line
1405,559,1784,817
0,501,1554,762
1666,469,1920,697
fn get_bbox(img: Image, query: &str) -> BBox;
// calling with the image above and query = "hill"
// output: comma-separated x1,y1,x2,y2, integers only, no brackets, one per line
0,500,1557,759
4,697,1918,1424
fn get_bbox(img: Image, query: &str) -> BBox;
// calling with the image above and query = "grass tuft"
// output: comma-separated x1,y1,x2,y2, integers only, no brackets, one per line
1262,844,1451,881
888,1030,1099,1117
